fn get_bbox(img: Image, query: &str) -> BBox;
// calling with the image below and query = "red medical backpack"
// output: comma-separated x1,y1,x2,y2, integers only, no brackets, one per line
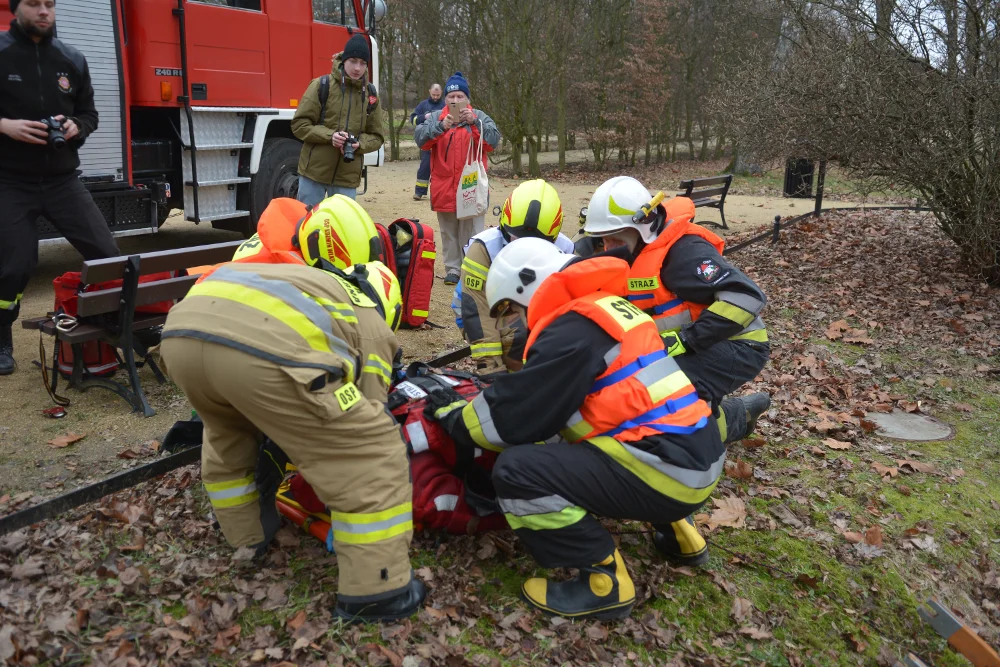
281,364,508,537
52,271,177,379
386,218,436,329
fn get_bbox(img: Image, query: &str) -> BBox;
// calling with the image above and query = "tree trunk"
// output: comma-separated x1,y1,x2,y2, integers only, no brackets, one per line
511,136,523,176
557,72,567,170
714,127,726,160
527,136,541,177
382,37,399,161
698,113,709,161
684,101,694,160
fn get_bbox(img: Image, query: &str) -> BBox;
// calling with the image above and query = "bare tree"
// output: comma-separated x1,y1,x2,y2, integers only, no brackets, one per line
716,0,1000,283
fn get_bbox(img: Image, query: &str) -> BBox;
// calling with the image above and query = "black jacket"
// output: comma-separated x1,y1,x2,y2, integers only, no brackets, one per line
0,19,98,179
449,311,725,477
597,236,768,352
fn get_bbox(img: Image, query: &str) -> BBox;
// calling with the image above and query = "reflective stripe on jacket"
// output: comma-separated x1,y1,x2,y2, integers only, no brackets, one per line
627,198,767,344
163,262,401,403
455,256,724,504
524,290,712,445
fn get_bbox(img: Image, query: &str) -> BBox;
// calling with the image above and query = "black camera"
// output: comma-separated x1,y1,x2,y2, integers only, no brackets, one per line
40,116,67,150
342,133,359,162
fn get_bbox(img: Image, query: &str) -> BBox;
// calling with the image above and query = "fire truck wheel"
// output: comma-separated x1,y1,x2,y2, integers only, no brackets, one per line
250,137,301,234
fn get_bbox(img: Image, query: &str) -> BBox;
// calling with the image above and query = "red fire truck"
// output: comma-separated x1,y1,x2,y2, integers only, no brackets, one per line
0,0,386,243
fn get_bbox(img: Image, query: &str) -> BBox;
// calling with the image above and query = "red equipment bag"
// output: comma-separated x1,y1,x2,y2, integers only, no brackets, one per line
374,222,396,270
387,218,435,328
52,271,178,379
276,363,507,541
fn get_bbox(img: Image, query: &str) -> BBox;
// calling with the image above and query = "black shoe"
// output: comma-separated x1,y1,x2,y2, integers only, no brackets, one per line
741,392,771,438
521,549,635,621
443,273,459,286
334,577,427,624
654,515,710,567
0,325,14,376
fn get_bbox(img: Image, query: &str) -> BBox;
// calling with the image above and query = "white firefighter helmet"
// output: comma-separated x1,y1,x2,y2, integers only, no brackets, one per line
584,176,661,245
485,237,572,317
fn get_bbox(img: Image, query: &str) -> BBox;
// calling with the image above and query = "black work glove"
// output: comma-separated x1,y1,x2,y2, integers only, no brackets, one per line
255,437,290,502
422,387,467,435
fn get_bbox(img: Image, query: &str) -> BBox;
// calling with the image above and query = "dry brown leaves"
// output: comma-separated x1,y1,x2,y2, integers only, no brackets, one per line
698,495,747,531
47,432,86,448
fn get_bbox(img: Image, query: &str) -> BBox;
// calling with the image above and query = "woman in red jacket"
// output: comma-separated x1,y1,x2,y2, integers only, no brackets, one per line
414,72,501,286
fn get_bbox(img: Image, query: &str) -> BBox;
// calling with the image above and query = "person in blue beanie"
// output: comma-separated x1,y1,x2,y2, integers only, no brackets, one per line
414,72,501,285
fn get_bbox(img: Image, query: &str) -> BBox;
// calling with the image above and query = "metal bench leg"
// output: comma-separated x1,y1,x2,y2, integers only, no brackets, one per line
69,343,85,389
121,342,156,417
719,202,729,230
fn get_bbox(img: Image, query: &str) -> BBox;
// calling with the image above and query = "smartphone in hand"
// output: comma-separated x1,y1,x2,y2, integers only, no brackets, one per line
447,100,464,123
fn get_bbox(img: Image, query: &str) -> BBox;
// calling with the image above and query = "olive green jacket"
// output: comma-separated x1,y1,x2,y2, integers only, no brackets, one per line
291,55,386,188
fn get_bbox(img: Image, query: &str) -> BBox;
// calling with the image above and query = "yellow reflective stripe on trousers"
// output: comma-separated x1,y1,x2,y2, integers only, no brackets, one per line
588,436,722,505
204,474,259,509
505,505,587,531
471,342,502,358
707,300,755,328
362,353,392,386
0,293,23,310
461,257,489,280
328,502,413,545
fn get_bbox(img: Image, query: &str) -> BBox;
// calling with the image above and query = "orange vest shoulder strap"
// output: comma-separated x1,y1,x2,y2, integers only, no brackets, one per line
524,292,650,358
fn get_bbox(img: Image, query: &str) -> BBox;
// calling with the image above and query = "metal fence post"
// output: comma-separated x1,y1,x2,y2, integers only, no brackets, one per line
814,160,827,215
772,215,781,244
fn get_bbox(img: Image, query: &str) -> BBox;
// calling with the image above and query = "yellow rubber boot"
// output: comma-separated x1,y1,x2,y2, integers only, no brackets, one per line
521,549,636,621
654,515,709,566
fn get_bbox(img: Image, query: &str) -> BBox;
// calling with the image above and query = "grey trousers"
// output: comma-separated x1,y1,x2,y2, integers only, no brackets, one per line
437,211,485,276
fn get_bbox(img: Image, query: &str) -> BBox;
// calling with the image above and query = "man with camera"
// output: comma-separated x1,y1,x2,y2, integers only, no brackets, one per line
0,0,120,376
291,33,385,206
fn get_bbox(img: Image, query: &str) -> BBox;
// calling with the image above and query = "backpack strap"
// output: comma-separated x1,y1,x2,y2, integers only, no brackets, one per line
319,75,330,124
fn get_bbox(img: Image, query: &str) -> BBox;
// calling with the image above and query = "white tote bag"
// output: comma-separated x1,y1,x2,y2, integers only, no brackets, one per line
455,120,489,220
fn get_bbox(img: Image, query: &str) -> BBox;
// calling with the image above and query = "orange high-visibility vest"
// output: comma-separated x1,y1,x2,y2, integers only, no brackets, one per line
524,257,712,444
626,197,725,335
196,198,308,283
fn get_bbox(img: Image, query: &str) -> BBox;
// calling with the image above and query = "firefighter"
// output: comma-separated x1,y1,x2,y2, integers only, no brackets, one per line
0,0,120,375
159,259,425,623
450,179,577,372
584,176,771,442
228,194,382,270
424,238,767,620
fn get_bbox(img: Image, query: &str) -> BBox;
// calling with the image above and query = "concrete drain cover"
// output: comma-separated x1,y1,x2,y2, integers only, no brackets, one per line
864,409,954,441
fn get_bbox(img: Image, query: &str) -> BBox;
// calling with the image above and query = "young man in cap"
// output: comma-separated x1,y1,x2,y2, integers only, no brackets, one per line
292,33,385,205
414,72,501,285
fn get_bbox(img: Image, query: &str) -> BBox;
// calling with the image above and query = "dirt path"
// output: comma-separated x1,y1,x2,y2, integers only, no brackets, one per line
0,157,860,496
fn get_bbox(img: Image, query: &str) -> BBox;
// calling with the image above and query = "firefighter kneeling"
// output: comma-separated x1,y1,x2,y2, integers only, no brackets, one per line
426,238,762,620
159,259,425,623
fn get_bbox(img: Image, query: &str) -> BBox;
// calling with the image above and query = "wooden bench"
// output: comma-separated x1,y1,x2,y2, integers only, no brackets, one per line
677,174,734,230
22,240,242,417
